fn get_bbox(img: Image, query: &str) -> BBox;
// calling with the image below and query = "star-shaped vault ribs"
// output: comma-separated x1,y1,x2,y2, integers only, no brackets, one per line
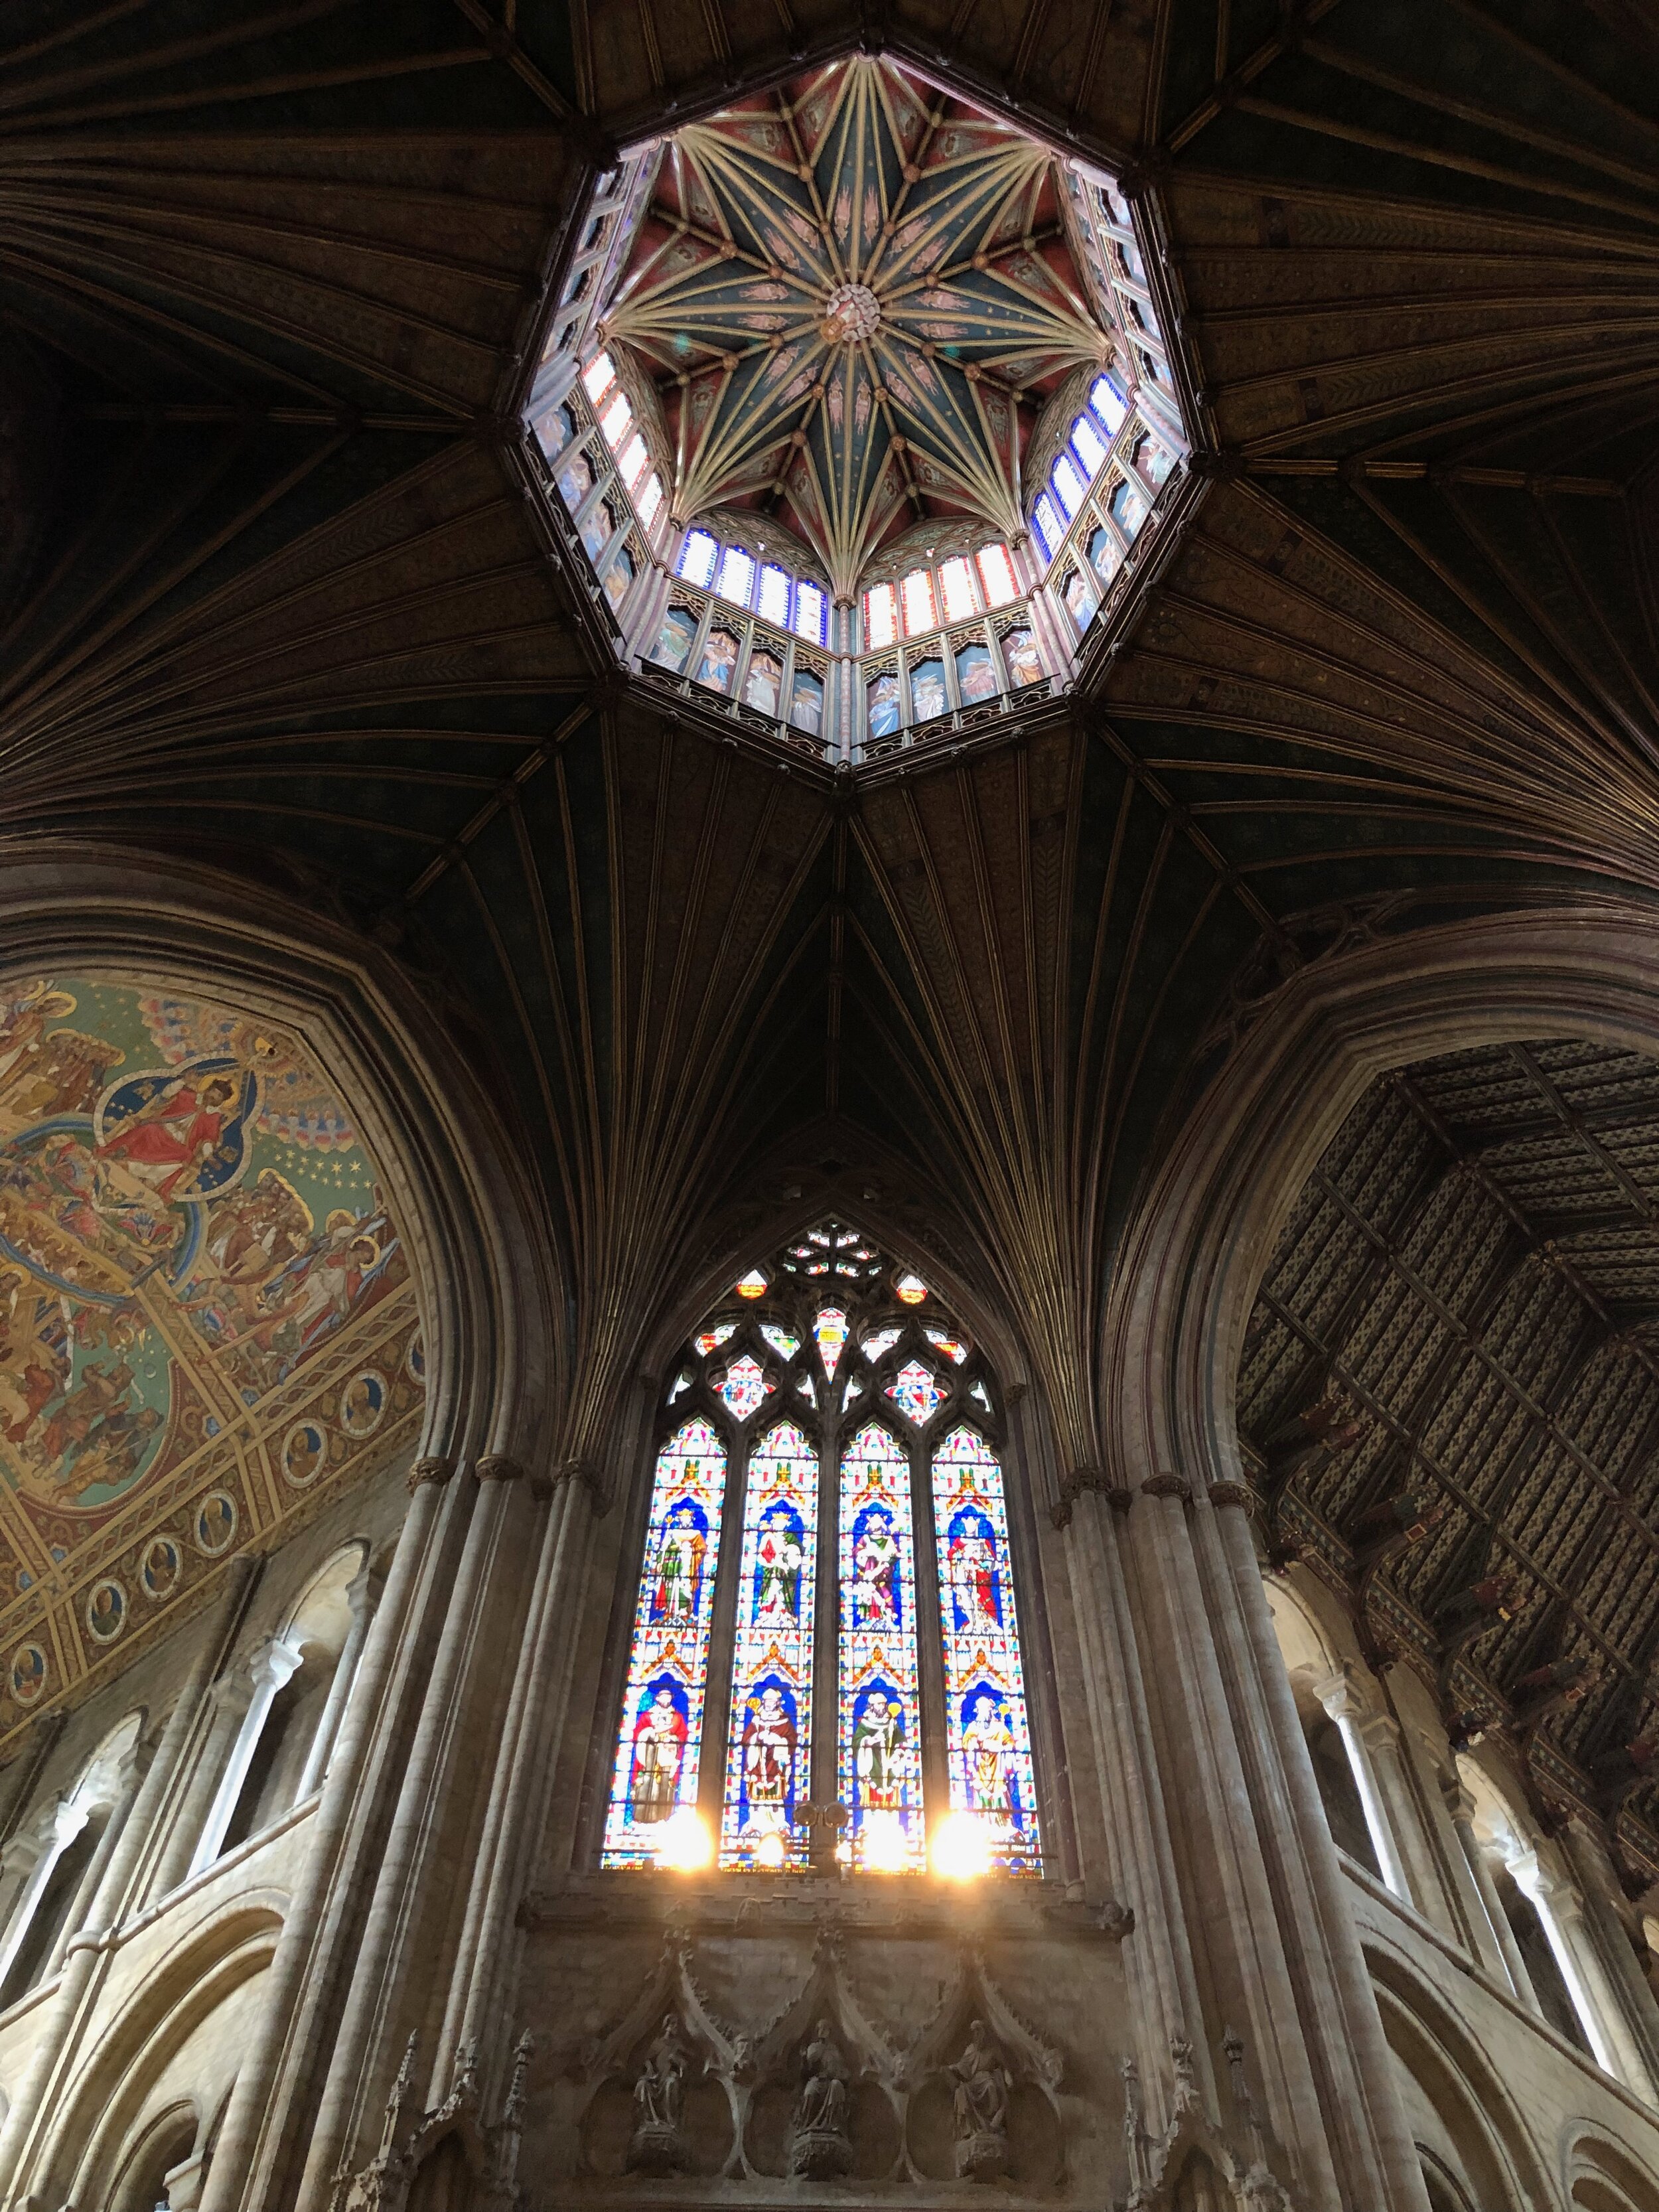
603,58,1116,598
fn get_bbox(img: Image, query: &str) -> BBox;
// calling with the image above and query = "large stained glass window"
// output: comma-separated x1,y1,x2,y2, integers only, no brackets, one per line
721,1420,819,1870
932,1427,1040,1870
603,1223,1043,1876
603,1417,728,1867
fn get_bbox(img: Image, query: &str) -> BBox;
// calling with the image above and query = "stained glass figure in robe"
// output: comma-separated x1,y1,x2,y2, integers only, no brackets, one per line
721,1420,819,1868
604,1417,728,1866
838,1422,924,1870
931,1426,1040,1870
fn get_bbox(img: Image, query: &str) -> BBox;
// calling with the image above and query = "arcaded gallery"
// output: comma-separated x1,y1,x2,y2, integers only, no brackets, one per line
3,9,1659,2212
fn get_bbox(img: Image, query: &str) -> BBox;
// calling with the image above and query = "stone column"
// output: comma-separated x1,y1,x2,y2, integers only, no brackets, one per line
1057,1483,1207,2138
1560,1820,1659,2096
295,1566,381,1803
288,1452,542,2205
0,1799,86,1993
193,1460,461,2212
1311,1666,1412,1904
1509,1848,1654,2097
438,1465,601,2089
39,1741,147,1987
0,1557,258,2206
1440,1779,1534,1999
184,1637,305,1881
1196,1489,1433,2212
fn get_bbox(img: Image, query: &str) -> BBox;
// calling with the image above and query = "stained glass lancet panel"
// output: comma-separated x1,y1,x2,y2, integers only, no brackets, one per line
838,1422,925,1871
603,1416,728,1867
931,1426,1041,1871
720,1420,819,1870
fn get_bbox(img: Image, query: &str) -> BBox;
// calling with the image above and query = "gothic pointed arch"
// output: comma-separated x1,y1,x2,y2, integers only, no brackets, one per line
596,1217,1050,1877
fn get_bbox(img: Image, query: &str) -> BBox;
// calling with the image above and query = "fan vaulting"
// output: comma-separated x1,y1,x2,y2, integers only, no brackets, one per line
600,57,1123,597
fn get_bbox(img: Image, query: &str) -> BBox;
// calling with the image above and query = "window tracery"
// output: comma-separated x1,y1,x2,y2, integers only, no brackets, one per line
603,1224,1041,1878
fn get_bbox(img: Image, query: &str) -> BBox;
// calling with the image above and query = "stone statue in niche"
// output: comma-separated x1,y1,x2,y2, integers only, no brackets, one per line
951,2017,1013,2179
788,2018,852,2177
627,2014,690,2174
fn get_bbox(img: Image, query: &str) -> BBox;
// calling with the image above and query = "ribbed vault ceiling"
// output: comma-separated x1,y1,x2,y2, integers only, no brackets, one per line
600,55,1123,589
3,0,1659,1850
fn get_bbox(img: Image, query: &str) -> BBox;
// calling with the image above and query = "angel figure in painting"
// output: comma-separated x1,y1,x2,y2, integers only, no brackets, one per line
630,1686,687,1824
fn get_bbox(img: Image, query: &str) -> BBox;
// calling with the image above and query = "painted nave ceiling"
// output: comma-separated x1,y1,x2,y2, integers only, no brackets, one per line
3,0,1659,1877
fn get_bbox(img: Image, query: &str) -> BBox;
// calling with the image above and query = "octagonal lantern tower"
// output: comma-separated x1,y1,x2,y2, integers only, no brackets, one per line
520,54,1198,767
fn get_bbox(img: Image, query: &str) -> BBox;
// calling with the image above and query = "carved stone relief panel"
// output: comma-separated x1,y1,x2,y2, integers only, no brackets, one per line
514,1880,1134,2202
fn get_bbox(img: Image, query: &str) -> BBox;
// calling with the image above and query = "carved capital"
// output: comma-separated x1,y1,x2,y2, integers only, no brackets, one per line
1052,1467,1134,1523
551,1457,602,1495
407,1455,455,1493
1310,1664,1371,1727
1208,1481,1255,1512
248,1635,306,1698
476,1453,525,1484
1141,1473,1190,1503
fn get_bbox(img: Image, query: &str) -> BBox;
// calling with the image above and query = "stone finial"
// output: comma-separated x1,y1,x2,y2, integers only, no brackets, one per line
378,2031,418,2160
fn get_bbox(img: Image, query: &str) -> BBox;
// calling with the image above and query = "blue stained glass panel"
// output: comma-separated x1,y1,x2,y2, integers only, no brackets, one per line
720,1420,819,1868
717,1353,772,1421
886,1358,944,1426
838,1423,924,1870
603,1417,728,1866
931,1427,1041,1871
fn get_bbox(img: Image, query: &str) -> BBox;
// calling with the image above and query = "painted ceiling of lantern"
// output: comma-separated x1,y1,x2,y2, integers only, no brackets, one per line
597,55,1125,598
0,976,423,1738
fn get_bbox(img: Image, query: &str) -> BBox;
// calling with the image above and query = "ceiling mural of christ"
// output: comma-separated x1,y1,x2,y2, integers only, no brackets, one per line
599,56,1127,597
0,976,423,1740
